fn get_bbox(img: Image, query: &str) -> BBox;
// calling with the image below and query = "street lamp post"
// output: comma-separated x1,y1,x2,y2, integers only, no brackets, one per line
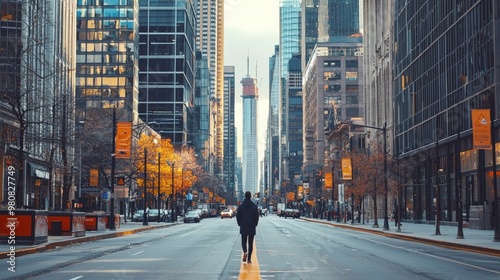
168,161,175,223
143,148,149,225
109,107,116,231
157,153,161,223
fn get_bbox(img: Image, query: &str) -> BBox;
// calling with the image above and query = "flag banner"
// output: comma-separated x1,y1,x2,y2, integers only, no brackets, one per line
116,122,132,158
471,109,492,149
90,168,98,187
341,158,352,181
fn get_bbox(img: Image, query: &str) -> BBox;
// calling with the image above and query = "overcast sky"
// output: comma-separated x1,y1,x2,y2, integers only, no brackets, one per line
224,0,280,162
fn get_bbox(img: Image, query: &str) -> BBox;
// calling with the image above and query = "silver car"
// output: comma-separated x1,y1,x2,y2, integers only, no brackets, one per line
184,210,201,223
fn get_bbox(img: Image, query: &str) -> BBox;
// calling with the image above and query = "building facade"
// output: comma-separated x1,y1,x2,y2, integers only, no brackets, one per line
241,69,259,195
193,51,211,172
1,1,76,209
138,0,196,144
195,0,224,180
268,45,280,199
279,0,301,193
76,0,140,212
301,0,360,75
223,66,236,202
393,0,500,229
303,39,364,198
286,53,303,186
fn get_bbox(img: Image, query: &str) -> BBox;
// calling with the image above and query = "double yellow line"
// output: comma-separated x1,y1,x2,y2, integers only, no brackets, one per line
238,240,261,280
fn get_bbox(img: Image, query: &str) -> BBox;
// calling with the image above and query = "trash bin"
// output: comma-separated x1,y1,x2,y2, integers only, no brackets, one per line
51,221,62,236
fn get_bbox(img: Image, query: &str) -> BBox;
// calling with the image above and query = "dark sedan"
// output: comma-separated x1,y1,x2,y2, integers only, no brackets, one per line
184,210,201,223
148,209,167,222
132,210,147,222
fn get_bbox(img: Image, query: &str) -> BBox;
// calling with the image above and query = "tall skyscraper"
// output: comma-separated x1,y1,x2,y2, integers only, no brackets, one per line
286,53,303,183
268,45,280,198
195,0,224,179
76,0,139,212
279,0,301,191
138,0,197,144
223,66,236,203
77,0,139,119
241,60,259,195
302,0,360,72
193,51,211,172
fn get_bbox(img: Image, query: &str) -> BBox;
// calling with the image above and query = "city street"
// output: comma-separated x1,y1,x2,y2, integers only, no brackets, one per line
3,215,500,280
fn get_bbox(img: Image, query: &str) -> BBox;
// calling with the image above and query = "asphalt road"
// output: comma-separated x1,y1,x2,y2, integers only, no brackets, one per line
3,215,500,280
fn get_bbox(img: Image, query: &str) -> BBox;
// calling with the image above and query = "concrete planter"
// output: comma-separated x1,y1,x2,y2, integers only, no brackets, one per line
0,210,48,245
47,211,86,237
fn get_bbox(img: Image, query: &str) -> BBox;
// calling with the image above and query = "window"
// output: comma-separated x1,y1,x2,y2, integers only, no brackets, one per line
346,60,358,68
324,71,341,81
346,71,358,81
323,60,341,67
324,84,341,92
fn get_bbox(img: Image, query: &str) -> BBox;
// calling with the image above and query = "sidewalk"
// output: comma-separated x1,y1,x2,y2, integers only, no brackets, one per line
303,217,500,257
0,221,177,259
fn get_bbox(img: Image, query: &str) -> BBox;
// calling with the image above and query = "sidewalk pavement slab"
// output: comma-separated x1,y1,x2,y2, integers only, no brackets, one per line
303,217,500,257
0,221,177,259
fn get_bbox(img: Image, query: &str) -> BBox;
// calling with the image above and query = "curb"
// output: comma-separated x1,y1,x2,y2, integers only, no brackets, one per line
0,223,175,259
302,218,500,257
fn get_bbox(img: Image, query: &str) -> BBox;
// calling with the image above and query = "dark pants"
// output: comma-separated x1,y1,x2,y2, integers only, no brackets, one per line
241,234,255,260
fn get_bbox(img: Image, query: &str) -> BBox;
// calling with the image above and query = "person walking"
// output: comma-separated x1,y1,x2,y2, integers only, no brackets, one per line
237,191,259,264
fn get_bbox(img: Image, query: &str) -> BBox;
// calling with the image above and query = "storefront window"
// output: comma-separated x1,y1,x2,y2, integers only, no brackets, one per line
461,149,478,171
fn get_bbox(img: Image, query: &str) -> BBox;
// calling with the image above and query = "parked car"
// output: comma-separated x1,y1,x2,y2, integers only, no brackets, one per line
148,209,167,222
284,208,300,219
184,210,201,223
132,210,146,222
195,209,204,220
220,208,234,219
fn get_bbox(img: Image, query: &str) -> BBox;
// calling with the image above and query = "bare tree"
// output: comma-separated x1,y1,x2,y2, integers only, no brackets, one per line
0,1,61,208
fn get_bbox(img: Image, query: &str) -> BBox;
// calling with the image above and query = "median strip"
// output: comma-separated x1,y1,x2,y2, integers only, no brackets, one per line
238,240,261,280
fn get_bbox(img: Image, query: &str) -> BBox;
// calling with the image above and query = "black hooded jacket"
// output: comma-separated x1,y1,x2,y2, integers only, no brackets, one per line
236,198,259,235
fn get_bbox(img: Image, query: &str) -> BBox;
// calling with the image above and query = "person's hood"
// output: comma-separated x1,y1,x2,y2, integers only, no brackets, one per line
241,198,254,208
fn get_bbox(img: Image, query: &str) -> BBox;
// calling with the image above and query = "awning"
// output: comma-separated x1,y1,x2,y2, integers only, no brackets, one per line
29,162,50,179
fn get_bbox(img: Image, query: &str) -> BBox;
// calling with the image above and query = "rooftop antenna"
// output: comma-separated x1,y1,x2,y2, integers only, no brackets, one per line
246,49,250,77
255,60,258,81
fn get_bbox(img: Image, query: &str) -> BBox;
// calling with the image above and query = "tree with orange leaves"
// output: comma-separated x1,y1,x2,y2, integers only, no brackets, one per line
134,134,201,209
349,143,388,227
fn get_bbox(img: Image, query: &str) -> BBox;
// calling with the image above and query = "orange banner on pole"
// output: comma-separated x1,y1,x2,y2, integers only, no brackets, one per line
342,158,352,181
471,109,492,149
324,172,333,190
89,168,98,187
116,122,132,158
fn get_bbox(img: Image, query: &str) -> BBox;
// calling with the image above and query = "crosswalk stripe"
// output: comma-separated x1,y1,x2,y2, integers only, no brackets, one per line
238,239,261,280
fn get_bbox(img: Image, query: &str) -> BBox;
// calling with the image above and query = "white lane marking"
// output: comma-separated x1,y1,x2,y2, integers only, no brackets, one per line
68,276,83,280
132,250,144,256
181,229,200,238
87,266,104,273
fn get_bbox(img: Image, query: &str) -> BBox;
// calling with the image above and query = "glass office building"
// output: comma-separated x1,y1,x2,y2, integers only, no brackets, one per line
76,0,139,121
138,0,196,144
223,66,236,202
302,0,360,73
393,0,500,228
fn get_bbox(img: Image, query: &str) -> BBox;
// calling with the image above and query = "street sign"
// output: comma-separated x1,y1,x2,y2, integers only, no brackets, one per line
102,192,108,200
116,176,125,185
81,187,102,194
